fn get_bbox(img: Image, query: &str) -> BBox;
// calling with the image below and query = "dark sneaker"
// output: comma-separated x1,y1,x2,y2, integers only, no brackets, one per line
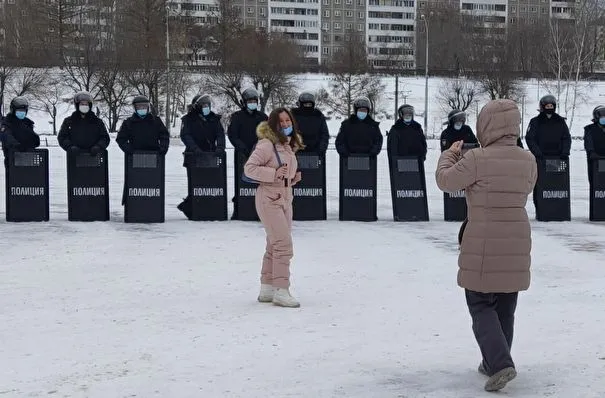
484,367,517,392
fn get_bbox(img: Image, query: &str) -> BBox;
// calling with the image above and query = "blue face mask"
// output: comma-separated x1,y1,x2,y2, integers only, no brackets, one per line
201,107,210,116
357,111,367,120
454,122,463,130
403,116,412,124
247,103,257,111
136,109,148,118
599,117,605,126
15,111,27,120
282,126,293,136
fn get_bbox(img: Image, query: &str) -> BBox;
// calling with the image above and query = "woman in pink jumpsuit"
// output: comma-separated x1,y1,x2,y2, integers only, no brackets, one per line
244,108,305,307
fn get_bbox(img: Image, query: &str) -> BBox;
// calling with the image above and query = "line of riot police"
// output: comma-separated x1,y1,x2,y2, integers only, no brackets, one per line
1,91,604,222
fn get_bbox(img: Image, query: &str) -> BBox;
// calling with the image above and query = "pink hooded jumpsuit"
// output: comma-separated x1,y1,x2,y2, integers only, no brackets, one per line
244,122,301,288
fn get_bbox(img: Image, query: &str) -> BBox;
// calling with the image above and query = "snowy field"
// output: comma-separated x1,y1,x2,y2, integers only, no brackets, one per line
1,138,605,398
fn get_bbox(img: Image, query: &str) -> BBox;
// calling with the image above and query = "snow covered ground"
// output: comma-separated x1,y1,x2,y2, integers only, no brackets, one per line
1,139,605,397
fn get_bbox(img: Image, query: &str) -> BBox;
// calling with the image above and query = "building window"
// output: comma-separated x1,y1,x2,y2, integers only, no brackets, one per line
358,23,364,31
247,7,254,13
323,47,330,54
335,0,341,3
359,12,364,18
323,10,330,16
511,6,516,12
334,22,341,29
260,7,265,15
510,17,516,23
323,22,330,29
530,6,537,12
323,0,329,4
335,10,341,16
346,10,353,17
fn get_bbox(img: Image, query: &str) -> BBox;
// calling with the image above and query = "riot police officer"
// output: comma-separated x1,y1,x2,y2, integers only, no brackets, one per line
584,105,605,188
177,94,226,218
0,96,40,167
227,87,268,220
335,96,383,157
387,104,427,161
439,109,478,152
58,91,110,155
525,95,571,160
291,92,330,155
525,94,571,210
116,95,170,205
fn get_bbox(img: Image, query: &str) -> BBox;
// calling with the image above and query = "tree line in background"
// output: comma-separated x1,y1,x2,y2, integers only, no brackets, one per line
0,0,604,133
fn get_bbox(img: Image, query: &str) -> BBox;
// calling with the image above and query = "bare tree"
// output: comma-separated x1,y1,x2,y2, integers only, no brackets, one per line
201,0,248,70
97,65,132,132
9,68,48,97
246,30,302,112
0,67,16,115
542,0,604,129
436,78,479,112
36,74,70,135
416,2,467,75
323,31,386,116
117,0,170,114
203,71,246,109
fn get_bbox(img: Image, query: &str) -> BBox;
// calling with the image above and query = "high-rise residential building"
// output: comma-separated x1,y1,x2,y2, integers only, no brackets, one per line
268,0,321,66
320,0,367,63
173,0,221,66
367,0,416,70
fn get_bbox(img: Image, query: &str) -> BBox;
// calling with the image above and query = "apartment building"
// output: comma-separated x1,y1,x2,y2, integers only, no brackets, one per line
0,0,60,64
268,0,321,66
367,0,416,70
319,0,366,63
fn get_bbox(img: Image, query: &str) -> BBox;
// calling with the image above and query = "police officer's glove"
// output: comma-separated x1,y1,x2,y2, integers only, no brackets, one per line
69,146,80,154
90,145,101,155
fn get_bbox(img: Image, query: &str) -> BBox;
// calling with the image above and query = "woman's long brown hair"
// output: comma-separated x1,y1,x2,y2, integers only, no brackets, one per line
267,107,305,151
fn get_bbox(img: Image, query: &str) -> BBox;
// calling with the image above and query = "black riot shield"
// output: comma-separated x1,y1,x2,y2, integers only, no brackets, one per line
5,149,49,222
339,155,377,221
535,157,570,221
443,191,467,221
66,150,109,221
185,151,228,221
442,143,478,222
124,151,165,223
590,158,605,221
389,156,429,221
234,151,259,221
293,152,327,220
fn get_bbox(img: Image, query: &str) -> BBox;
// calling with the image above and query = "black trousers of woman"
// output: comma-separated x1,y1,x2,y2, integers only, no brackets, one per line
465,289,519,376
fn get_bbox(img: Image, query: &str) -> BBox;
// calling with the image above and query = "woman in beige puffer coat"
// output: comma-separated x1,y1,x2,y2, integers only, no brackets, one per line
244,108,305,308
436,99,537,392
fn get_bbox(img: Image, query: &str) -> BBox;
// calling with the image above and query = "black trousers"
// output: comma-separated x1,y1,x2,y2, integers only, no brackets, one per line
465,289,518,375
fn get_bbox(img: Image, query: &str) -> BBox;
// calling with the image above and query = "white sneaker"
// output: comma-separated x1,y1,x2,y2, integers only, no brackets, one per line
272,288,300,308
257,284,275,303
